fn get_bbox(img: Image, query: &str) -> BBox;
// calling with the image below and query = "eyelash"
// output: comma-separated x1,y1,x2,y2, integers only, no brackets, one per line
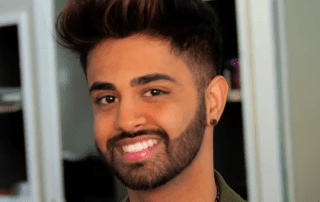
96,89,168,105
97,95,118,105
144,89,168,97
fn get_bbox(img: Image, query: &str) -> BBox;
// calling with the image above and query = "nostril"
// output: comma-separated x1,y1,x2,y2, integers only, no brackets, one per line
133,124,143,132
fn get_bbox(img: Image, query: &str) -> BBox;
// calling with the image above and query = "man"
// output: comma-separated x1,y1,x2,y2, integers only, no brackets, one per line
57,0,246,201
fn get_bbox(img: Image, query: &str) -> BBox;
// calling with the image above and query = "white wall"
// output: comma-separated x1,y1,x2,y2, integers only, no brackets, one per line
55,0,96,159
284,0,320,201
0,1,45,201
1,0,67,201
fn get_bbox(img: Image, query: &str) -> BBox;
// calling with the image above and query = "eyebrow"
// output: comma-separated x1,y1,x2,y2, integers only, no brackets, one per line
89,82,116,94
89,73,177,94
130,73,177,87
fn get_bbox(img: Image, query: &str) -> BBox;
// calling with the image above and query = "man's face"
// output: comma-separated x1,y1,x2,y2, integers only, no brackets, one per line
87,35,207,190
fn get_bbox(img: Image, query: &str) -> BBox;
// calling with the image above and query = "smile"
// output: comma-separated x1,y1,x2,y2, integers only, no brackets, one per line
122,139,158,153
115,136,162,162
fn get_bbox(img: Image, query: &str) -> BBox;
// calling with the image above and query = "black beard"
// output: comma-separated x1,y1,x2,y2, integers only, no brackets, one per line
96,95,207,190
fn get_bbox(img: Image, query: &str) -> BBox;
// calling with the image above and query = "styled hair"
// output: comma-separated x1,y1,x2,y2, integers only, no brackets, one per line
56,0,222,92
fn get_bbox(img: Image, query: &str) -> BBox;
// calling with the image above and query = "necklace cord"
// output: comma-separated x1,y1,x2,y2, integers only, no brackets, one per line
215,178,220,202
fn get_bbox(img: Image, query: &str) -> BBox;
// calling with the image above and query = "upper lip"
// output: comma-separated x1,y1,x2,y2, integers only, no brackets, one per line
116,135,161,147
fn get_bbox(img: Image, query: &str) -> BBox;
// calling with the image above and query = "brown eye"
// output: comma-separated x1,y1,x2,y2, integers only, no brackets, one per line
99,96,118,104
144,89,162,97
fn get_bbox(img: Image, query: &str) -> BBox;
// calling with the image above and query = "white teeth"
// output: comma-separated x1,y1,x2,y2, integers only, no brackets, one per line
122,139,159,153
127,145,135,152
147,139,154,147
136,142,143,151
142,142,149,149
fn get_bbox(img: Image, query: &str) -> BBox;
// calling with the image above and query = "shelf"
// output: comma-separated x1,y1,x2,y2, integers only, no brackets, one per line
0,88,22,113
63,149,99,161
227,89,241,102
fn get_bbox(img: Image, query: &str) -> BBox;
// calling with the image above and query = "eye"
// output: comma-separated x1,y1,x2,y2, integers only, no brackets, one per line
98,96,118,105
144,89,167,97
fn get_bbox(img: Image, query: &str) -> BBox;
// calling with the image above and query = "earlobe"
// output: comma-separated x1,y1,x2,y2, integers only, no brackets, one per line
206,76,229,126
210,119,217,126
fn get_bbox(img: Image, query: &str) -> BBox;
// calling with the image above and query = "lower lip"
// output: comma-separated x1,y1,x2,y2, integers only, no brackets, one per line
123,143,160,162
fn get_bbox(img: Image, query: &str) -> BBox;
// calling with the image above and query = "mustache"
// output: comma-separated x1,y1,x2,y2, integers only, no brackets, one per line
107,129,168,151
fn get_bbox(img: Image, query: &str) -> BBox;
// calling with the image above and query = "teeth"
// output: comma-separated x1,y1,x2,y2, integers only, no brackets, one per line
122,139,159,153
127,145,135,152
136,142,143,151
142,141,148,149
147,139,153,147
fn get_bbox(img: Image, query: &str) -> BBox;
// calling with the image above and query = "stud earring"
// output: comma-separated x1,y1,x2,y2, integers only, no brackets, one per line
210,119,217,126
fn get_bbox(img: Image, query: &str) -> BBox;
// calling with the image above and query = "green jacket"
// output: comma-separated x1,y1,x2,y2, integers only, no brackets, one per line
214,170,247,202
122,170,247,202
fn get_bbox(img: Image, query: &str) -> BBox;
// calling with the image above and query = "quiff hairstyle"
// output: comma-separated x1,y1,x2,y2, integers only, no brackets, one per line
56,0,222,93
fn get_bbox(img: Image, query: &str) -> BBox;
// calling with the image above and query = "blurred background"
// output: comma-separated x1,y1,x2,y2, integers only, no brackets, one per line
0,0,319,201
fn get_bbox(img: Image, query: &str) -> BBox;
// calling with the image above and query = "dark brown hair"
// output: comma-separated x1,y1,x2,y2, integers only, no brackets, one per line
56,0,222,92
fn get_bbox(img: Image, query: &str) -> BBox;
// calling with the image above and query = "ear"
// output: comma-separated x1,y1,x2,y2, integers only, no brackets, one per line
205,76,229,126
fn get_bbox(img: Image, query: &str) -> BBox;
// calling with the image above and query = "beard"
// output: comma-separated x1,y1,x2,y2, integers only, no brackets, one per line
96,94,207,190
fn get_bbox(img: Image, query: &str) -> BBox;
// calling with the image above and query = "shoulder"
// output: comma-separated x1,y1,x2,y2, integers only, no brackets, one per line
122,171,247,202
215,170,247,202
121,195,129,202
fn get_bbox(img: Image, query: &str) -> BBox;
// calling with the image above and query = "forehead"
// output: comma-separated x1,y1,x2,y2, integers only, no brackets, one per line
86,35,193,87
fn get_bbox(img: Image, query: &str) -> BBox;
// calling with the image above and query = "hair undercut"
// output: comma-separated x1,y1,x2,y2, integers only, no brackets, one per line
56,0,223,93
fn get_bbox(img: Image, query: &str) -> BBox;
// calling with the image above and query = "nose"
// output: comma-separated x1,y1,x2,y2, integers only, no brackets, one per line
114,98,147,133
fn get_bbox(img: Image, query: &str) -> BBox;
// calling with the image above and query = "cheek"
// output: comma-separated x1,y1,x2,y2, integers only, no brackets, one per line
154,105,191,139
93,113,113,151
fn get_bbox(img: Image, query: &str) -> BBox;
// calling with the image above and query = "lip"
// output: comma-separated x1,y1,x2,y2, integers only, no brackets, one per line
123,141,161,162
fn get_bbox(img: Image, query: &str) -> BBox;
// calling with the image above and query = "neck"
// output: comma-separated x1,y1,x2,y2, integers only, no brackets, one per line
127,128,216,202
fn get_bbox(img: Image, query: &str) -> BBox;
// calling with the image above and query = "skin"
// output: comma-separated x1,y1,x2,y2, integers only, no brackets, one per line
87,34,228,202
